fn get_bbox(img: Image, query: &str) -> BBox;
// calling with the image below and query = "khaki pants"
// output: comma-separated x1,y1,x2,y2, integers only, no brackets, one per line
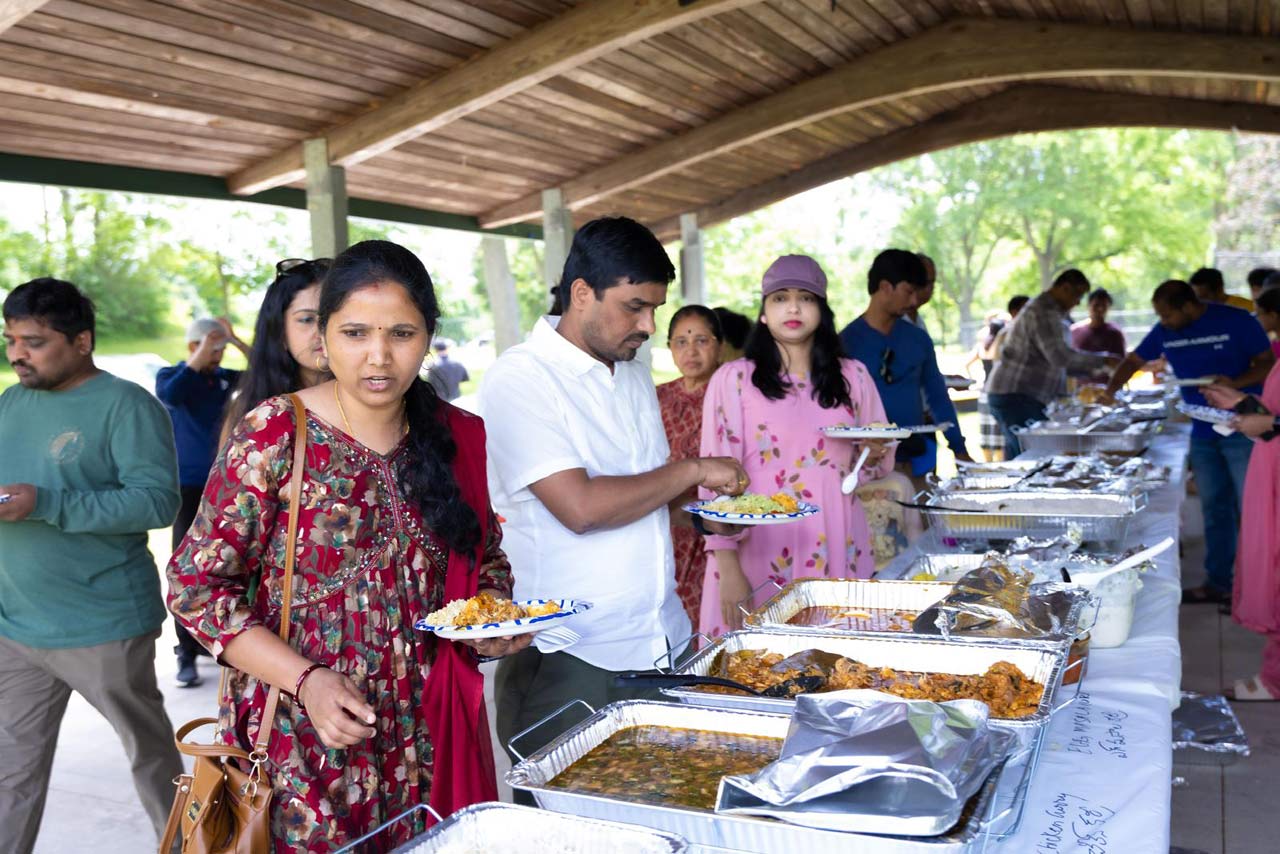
0,630,183,854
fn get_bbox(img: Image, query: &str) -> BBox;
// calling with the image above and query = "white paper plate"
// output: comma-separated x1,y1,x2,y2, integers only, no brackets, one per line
415,599,592,640
822,422,950,440
684,499,820,526
1174,402,1235,424
1172,377,1214,387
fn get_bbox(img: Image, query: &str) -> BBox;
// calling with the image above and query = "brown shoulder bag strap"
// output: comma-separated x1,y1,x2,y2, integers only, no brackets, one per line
252,393,308,756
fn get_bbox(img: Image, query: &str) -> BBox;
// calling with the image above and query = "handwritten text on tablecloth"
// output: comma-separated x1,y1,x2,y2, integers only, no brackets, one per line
1064,692,1132,760
1035,791,1118,854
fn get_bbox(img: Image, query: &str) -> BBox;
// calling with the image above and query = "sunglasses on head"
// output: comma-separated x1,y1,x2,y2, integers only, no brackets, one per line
275,257,333,277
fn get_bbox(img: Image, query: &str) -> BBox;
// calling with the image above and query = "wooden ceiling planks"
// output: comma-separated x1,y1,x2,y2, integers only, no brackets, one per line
0,0,1278,237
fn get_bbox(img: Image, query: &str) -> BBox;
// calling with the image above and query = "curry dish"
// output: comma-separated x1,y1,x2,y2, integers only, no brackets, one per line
708,648,1044,718
546,725,782,810
785,606,917,632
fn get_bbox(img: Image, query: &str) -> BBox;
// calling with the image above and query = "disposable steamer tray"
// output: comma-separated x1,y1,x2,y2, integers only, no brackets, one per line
507,700,1032,853
661,629,1076,732
919,490,1146,544
388,802,689,853
744,577,1091,646
1011,420,1160,454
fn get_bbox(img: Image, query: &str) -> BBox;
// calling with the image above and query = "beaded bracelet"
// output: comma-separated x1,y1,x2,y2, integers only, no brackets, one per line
292,663,325,710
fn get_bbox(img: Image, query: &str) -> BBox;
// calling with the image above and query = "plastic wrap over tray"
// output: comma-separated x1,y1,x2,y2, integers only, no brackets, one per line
389,802,689,853
662,629,1075,730
715,692,1015,836
506,700,1017,854
1172,692,1250,766
743,579,954,637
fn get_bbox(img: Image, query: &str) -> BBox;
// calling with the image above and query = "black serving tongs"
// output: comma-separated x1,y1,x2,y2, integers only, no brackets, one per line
614,671,825,698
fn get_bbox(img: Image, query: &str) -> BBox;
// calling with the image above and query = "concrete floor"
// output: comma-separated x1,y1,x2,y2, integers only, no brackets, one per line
29,522,1280,854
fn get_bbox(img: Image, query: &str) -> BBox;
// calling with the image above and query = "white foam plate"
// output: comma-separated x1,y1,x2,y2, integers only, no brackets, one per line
822,422,951,440
415,599,592,640
1175,402,1235,424
684,499,820,526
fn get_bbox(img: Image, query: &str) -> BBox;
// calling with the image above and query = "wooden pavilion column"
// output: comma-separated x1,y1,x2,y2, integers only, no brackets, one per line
482,236,521,354
679,213,706,305
541,188,574,298
303,138,348,258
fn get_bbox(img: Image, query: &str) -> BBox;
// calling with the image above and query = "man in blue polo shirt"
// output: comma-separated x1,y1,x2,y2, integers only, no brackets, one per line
840,249,971,483
1105,280,1274,605
155,316,248,685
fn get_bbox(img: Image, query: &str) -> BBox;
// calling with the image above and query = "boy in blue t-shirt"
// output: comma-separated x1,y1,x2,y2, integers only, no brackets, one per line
1106,280,1275,604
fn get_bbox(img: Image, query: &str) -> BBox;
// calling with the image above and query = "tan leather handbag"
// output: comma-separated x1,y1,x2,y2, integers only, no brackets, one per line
159,394,308,854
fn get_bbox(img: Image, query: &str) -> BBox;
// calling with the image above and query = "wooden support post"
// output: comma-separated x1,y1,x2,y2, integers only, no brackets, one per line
482,236,521,354
303,138,348,258
679,213,706,305
542,188,573,299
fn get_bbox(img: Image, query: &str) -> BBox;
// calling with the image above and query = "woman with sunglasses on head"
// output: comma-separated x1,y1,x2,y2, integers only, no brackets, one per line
698,255,894,637
219,258,333,444
657,305,724,630
168,241,526,851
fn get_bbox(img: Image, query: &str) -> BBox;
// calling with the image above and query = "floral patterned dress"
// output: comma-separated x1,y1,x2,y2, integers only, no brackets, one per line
656,378,710,630
698,358,892,638
167,396,512,852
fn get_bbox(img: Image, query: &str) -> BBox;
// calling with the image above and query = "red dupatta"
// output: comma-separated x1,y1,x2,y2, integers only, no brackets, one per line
421,404,499,819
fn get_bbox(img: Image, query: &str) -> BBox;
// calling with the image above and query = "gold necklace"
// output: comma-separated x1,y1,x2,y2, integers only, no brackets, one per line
333,383,408,442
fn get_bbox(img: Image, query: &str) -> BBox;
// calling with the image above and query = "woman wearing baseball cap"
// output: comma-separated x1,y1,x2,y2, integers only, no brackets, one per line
697,254,895,636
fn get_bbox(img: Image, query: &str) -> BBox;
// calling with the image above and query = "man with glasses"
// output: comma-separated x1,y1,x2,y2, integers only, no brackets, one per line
155,316,248,687
985,269,1118,457
839,249,971,487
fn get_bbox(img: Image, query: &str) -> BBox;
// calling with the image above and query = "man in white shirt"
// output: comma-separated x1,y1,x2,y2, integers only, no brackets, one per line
481,217,746,795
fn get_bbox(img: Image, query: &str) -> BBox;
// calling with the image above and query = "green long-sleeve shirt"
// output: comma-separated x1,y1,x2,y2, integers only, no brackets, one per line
0,371,180,648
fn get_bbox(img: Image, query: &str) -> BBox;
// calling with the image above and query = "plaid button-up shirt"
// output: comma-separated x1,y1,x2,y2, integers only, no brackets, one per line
986,293,1110,404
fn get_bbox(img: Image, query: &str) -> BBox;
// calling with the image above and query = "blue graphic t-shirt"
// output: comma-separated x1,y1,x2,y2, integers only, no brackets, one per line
1133,303,1269,438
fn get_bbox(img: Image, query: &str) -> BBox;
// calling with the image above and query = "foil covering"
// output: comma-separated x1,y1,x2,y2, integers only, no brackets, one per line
1172,692,1250,766
912,561,1094,642
715,691,1015,836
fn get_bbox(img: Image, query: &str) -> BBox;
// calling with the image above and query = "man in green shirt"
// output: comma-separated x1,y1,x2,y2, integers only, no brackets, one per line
0,278,184,853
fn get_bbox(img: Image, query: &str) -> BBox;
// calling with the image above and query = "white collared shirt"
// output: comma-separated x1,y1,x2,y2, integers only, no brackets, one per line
480,316,691,671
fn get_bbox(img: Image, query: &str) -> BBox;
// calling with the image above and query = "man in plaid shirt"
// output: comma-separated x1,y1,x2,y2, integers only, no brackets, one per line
985,269,1119,456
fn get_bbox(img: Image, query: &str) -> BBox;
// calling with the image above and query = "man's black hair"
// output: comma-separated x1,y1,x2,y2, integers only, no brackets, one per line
1189,267,1225,292
1248,267,1277,289
551,217,675,312
1152,279,1198,310
866,249,927,297
1007,295,1031,315
3,277,96,348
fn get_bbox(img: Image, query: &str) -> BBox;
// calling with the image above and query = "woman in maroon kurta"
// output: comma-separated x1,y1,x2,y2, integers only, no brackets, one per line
656,305,723,631
168,241,526,851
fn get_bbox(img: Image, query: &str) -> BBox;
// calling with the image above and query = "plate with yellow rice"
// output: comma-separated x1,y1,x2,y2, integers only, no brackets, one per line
683,492,820,526
416,592,593,640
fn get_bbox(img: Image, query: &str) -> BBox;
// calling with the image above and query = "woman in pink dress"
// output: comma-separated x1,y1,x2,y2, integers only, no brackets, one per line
1205,286,1280,701
699,255,893,637
657,305,723,630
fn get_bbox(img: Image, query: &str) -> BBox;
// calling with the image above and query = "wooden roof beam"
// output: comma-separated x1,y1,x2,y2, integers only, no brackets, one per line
480,17,1280,228
648,85,1280,241
0,0,49,35
226,0,761,196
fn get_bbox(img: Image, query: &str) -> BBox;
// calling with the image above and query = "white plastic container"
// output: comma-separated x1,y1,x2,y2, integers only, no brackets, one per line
1071,568,1142,648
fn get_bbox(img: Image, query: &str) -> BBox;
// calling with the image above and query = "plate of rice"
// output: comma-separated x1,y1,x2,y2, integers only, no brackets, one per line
683,492,820,526
415,592,593,640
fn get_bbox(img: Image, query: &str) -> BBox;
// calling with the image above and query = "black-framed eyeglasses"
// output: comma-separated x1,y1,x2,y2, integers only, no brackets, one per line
275,257,333,277
879,347,896,385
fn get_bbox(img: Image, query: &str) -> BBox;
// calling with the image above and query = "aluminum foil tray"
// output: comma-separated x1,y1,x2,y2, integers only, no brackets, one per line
1012,421,1160,454
390,802,689,853
743,578,954,637
664,630,1072,731
507,700,1016,853
920,490,1145,544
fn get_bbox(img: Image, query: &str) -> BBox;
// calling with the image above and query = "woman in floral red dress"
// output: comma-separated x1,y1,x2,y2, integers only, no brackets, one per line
167,240,529,851
656,305,723,630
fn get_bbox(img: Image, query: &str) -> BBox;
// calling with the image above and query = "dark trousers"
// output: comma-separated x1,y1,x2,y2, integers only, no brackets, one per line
171,486,209,661
986,392,1048,458
495,645,679,806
